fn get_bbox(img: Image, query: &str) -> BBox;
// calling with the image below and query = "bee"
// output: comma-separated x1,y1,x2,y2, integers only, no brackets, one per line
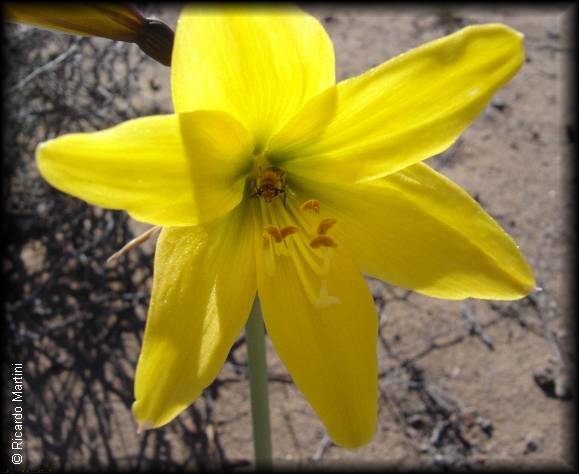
253,166,287,206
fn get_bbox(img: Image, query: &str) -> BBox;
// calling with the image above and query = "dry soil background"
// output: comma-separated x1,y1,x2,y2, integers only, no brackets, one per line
2,4,574,471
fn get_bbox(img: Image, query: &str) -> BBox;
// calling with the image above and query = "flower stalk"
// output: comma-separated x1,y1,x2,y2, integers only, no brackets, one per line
245,297,273,470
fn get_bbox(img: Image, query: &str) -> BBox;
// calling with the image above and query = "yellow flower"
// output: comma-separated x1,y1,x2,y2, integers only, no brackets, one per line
36,6,535,448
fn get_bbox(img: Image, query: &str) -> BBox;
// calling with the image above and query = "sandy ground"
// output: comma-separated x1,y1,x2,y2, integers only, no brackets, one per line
6,4,574,470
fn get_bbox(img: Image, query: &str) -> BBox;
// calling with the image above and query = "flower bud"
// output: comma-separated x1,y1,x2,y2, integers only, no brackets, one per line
4,3,174,66
135,18,174,67
4,3,145,42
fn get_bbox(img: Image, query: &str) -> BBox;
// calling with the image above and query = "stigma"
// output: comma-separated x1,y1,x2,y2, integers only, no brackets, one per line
259,196,340,308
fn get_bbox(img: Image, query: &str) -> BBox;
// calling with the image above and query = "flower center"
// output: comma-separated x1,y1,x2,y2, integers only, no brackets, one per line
256,191,341,308
249,152,288,204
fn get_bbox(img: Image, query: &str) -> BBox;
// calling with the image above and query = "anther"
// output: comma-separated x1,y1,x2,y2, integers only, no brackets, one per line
265,224,298,243
300,199,321,214
280,226,298,239
317,218,336,235
264,224,283,243
310,235,338,249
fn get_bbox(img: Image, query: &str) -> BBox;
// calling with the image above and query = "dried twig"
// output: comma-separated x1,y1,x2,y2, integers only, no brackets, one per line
7,39,82,94
312,434,333,464
461,302,495,350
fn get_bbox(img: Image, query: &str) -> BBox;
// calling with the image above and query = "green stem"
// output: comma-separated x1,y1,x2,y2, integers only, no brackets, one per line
245,296,273,470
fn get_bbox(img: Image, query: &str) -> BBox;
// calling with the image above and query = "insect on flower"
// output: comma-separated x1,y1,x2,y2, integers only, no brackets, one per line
36,6,535,449
252,166,287,206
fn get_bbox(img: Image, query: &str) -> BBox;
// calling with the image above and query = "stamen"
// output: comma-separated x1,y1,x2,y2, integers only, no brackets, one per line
318,279,341,307
300,199,321,214
260,197,341,308
317,218,337,235
279,206,326,275
264,224,283,243
320,247,335,275
309,235,338,249
106,225,162,265
264,235,276,276
263,223,295,261
261,199,286,257
280,225,298,239
291,250,327,305
288,199,316,237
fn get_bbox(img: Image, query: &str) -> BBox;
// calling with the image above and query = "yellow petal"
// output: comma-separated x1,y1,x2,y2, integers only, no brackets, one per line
293,163,535,300
37,111,253,226
179,110,253,224
253,201,378,448
273,24,524,183
267,86,337,157
4,3,144,42
133,203,256,428
172,5,335,149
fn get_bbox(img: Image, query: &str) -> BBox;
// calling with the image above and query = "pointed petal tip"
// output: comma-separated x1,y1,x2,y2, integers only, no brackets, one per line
329,421,377,450
521,274,539,295
502,279,538,301
35,141,49,166
136,420,153,435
